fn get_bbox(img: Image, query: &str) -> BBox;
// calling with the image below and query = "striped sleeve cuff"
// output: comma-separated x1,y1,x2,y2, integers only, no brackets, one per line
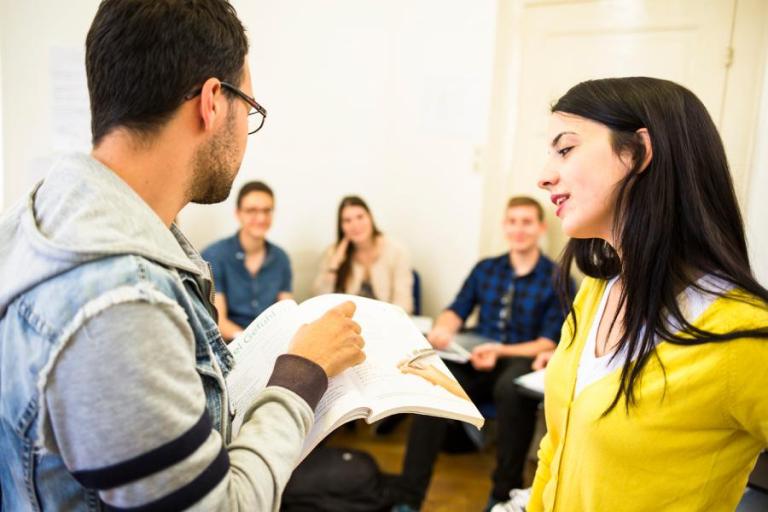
102,446,228,512
71,411,229,511
266,354,328,410
72,412,212,490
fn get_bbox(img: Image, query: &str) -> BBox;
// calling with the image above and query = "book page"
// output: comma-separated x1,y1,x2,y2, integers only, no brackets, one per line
410,315,433,334
453,332,497,351
296,295,484,429
437,332,497,364
436,341,472,364
367,360,484,427
514,368,546,396
300,371,367,458
227,299,299,436
296,294,430,370
363,349,485,428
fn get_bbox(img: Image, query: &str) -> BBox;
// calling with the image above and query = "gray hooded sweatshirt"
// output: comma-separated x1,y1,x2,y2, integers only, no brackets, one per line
0,153,327,511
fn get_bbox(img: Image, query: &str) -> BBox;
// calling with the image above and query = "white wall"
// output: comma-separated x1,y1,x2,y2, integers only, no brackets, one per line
2,0,766,308
0,0,98,211
747,51,768,286
0,1,497,316
179,0,498,313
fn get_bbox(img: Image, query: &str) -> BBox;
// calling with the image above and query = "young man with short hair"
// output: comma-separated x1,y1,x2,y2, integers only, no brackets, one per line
392,196,569,512
0,1,364,510
203,181,292,340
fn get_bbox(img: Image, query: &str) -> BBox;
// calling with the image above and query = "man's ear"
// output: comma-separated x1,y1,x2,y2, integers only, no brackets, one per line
198,77,224,133
636,128,653,173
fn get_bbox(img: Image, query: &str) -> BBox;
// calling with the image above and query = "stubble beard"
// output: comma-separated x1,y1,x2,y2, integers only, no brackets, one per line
188,111,240,205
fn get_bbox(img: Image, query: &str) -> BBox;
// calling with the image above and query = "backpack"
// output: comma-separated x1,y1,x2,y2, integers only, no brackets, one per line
281,446,392,512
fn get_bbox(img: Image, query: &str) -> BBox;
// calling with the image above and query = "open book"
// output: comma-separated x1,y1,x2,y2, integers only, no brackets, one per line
437,332,498,364
226,294,485,460
408,317,498,365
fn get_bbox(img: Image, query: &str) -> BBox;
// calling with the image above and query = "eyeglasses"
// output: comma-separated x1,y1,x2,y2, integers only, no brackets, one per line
221,82,267,134
184,81,267,135
239,207,273,217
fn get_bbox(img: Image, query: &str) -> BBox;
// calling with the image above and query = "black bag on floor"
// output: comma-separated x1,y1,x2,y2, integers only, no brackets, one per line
281,446,392,512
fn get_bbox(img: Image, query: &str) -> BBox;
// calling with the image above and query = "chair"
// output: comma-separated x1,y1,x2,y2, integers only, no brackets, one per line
412,269,422,316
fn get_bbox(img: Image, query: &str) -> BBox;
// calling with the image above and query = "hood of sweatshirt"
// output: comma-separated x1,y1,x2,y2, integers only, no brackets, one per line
0,153,204,317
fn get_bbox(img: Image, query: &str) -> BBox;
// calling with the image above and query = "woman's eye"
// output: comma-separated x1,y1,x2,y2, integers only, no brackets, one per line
558,146,573,157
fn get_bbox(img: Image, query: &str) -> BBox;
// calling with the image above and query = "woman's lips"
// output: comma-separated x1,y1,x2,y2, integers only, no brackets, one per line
550,194,570,217
556,198,568,217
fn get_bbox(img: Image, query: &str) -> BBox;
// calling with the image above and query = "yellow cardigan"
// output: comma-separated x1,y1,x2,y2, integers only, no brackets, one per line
529,277,768,511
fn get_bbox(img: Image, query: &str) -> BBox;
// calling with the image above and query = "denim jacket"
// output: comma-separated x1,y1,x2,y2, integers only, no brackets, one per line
0,154,319,511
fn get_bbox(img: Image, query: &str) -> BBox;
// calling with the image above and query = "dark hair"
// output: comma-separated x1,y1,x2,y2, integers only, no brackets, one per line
334,196,382,293
507,195,544,221
237,181,274,208
86,0,248,146
552,77,768,414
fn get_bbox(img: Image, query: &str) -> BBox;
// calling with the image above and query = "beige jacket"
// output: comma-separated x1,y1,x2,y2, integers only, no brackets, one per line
314,235,414,313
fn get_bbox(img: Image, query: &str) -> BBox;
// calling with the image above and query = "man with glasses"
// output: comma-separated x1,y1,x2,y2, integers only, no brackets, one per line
391,196,570,512
0,1,365,510
203,181,293,341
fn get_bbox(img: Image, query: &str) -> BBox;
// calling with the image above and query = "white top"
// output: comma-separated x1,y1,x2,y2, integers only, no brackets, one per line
574,274,732,398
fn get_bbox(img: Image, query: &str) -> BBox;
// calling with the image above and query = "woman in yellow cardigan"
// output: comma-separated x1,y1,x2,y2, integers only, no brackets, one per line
528,77,768,511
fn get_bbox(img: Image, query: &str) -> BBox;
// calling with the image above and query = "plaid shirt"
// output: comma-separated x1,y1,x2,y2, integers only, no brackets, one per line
447,252,566,344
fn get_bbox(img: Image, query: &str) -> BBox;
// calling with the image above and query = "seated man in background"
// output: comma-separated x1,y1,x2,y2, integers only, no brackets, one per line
391,196,569,512
203,181,292,340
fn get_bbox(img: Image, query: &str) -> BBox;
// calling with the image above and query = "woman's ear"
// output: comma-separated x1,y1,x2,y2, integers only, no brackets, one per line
636,128,653,173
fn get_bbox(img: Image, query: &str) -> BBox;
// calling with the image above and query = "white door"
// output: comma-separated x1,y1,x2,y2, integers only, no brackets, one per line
484,0,751,256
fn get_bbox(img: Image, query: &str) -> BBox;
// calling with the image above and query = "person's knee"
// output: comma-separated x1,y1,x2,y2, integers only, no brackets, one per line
493,358,536,403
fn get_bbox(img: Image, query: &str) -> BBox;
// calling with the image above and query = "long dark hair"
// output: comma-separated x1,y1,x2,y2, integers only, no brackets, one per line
334,196,382,293
552,77,768,414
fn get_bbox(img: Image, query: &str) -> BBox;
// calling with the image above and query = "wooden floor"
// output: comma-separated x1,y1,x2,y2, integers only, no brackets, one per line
327,417,536,512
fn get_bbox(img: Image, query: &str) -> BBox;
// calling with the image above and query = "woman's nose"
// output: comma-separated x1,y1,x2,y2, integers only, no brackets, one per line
538,161,559,190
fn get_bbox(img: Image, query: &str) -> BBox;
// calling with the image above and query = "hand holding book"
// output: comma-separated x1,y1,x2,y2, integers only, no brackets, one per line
226,294,484,461
288,300,365,377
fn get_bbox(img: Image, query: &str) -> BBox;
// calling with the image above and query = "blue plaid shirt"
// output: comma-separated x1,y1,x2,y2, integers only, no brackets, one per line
447,252,566,344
